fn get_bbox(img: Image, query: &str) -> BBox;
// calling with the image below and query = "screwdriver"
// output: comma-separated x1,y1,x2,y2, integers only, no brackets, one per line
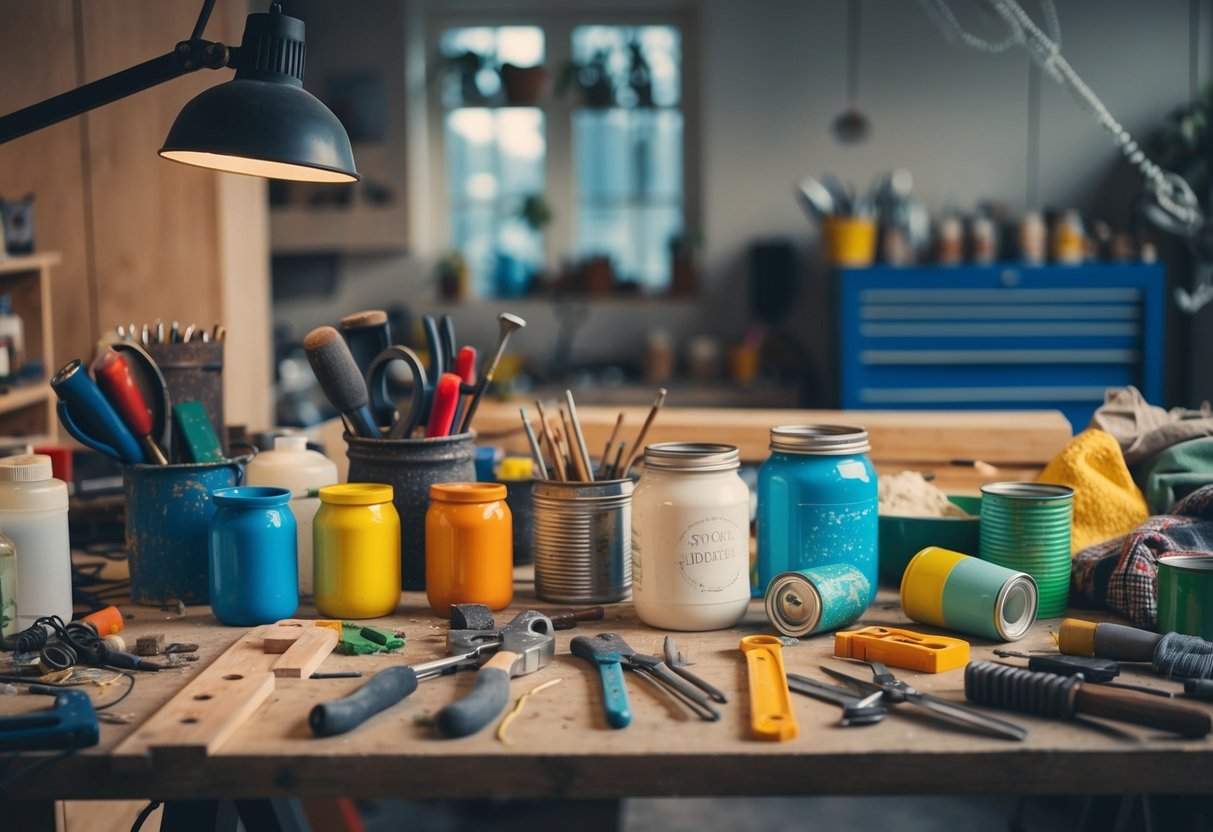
992,650,1176,697
92,349,169,465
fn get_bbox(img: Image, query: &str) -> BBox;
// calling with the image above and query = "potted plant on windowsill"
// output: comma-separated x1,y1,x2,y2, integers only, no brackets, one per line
555,50,615,108
499,63,547,106
431,49,493,106
668,229,702,297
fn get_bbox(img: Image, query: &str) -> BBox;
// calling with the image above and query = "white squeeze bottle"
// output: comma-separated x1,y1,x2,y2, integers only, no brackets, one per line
0,454,71,627
245,435,337,596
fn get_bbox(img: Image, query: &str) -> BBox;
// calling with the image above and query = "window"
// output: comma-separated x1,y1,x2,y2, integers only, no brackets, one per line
430,13,693,298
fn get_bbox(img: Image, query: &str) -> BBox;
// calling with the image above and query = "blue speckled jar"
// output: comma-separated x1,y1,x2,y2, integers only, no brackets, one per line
754,426,878,605
208,486,298,626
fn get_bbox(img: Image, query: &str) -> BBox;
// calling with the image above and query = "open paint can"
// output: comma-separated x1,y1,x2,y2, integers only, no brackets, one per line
900,546,1038,642
763,562,873,638
1157,555,1213,640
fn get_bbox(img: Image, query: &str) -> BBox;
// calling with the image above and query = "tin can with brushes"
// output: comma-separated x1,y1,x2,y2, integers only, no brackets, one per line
901,546,1038,642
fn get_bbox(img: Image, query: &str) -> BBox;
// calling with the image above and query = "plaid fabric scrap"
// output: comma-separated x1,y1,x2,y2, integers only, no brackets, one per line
1071,483,1213,629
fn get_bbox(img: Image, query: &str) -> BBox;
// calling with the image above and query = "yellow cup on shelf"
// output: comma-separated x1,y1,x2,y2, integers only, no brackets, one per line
824,217,877,268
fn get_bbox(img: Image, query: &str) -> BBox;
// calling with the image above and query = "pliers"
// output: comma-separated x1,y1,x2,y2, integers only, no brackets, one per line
571,633,721,728
817,660,1027,740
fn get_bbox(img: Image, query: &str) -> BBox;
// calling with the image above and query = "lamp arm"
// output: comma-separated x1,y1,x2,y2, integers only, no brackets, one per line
0,38,232,145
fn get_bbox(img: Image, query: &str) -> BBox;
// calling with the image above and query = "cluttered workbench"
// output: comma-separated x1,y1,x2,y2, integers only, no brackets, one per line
2,568,1211,819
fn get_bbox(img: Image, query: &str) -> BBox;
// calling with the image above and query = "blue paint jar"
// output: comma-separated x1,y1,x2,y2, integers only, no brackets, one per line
208,486,298,626
754,426,878,606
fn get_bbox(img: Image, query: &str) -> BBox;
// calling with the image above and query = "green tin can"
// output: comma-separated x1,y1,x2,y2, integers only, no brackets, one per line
1157,555,1213,639
978,482,1073,619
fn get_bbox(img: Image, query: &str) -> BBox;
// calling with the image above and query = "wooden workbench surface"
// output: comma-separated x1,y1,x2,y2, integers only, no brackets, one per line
4,569,1211,802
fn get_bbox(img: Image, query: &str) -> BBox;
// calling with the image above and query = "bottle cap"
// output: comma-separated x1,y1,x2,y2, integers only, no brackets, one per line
273,435,309,453
0,453,54,482
319,483,392,506
430,482,507,503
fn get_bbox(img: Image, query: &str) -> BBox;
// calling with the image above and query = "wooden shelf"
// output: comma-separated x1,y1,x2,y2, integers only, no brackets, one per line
269,204,408,255
0,253,57,441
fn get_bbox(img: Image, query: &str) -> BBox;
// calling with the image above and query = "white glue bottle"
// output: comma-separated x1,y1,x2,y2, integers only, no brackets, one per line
0,454,71,627
245,435,338,596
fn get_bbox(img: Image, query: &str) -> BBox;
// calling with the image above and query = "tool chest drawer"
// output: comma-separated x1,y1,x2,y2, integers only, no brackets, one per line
838,264,1165,430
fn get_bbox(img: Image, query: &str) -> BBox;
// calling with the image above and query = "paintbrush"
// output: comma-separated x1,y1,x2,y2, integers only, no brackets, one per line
535,400,567,482
564,390,595,482
519,406,549,481
616,388,667,477
598,412,625,478
561,405,591,481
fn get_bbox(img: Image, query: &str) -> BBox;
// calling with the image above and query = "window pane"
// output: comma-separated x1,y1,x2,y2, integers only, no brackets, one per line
438,26,545,107
571,25,680,107
446,106,545,296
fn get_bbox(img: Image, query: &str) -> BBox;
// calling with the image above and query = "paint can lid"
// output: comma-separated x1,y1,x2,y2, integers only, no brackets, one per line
319,483,393,505
430,482,507,503
643,442,739,472
995,573,1039,641
769,425,869,455
763,572,823,638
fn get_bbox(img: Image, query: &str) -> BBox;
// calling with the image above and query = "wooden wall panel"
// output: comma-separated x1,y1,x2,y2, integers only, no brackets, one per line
0,1,92,375
78,2,226,334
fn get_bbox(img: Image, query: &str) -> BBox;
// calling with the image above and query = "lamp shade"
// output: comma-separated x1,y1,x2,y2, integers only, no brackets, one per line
158,8,359,183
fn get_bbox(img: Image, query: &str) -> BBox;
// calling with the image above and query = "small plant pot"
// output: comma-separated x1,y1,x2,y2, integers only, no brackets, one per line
500,64,547,105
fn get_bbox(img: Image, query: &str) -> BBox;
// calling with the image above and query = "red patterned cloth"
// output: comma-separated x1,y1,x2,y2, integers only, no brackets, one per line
1071,484,1213,629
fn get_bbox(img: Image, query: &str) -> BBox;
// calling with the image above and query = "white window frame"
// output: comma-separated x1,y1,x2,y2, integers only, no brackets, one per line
423,4,701,295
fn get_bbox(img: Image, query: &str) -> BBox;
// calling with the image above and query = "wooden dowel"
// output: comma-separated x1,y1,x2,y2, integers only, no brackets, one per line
535,400,566,482
561,406,591,482
609,442,628,480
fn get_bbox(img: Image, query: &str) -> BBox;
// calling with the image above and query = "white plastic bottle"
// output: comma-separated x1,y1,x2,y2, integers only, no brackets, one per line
632,443,752,631
0,454,71,627
245,435,338,595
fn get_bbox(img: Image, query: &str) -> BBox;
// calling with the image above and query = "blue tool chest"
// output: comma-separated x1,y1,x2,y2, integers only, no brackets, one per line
838,263,1165,431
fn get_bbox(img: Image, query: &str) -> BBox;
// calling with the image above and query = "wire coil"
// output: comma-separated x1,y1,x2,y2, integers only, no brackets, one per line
965,660,1079,719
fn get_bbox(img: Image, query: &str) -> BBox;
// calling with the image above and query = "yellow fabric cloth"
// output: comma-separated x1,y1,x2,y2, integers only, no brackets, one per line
1038,428,1149,553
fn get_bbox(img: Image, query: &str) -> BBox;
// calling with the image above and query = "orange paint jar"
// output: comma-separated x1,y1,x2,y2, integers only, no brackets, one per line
425,482,513,616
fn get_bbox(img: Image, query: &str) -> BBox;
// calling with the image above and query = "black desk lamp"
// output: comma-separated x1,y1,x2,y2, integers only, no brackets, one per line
0,0,359,184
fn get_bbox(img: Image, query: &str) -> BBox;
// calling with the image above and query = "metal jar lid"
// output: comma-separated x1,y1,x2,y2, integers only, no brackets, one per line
642,442,740,472
769,425,870,455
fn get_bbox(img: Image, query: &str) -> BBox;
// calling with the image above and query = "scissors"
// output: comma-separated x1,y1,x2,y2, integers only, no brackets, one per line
818,661,1027,740
365,346,430,439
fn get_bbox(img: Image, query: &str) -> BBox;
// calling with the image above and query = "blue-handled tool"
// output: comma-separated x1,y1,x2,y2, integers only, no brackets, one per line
570,634,633,728
0,687,100,752
51,359,146,465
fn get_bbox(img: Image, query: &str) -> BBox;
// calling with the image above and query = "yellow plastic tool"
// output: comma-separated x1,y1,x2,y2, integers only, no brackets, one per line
833,626,969,673
739,635,799,741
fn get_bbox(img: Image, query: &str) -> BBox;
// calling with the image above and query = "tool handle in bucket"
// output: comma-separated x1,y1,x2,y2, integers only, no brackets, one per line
435,650,515,738
56,400,140,465
308,665,419,737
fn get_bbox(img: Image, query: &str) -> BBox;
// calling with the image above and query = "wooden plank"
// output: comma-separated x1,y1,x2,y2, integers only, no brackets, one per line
470,402,1074,465
111,624,279,771
269,626,339,679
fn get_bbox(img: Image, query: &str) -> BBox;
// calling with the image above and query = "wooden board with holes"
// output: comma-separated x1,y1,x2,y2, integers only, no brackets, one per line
109,622,334,769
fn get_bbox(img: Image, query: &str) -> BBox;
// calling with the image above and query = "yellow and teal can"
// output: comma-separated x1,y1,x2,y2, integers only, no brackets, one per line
313,483,401,619
900,546,1038,642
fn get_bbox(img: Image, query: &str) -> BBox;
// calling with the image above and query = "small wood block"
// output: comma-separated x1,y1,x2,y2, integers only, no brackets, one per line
270,626,339,679
135,634,166,656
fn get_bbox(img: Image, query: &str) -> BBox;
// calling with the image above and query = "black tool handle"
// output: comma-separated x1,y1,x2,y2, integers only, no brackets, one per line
1027,655,1119,682
309,666,419,737
1185,678,1213,701
435,651,514,738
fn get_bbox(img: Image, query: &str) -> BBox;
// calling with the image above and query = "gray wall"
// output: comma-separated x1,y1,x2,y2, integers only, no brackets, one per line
274,0,1209,405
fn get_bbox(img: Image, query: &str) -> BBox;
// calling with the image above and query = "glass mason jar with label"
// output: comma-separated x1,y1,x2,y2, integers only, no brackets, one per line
754,425,878,606
632,443,751,631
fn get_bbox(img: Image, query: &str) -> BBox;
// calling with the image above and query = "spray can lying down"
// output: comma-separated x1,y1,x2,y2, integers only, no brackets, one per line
764,563,872,638
901,546,1038,642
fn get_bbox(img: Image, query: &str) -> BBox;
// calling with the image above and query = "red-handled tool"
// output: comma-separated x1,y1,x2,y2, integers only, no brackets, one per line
425,372,462,438
93,348,168,464
451,346,477,431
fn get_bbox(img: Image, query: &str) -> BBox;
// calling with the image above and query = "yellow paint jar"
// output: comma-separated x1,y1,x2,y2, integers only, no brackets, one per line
425,482,513,616
313,484,401,619
823,217,877,268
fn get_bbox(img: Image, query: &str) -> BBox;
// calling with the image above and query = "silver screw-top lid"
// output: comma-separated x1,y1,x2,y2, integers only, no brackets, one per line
769,425,870,455
642,442,740,472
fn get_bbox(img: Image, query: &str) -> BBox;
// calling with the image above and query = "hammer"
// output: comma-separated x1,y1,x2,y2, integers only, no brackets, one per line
435,610,554,738
308,609,552,738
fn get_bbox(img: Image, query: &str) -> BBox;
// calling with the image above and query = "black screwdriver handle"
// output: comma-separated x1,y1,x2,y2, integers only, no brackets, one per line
309,666,419,737
435,651,515,738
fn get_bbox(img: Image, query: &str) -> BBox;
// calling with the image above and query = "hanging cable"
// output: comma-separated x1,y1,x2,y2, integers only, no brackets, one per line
920,0,1204,234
